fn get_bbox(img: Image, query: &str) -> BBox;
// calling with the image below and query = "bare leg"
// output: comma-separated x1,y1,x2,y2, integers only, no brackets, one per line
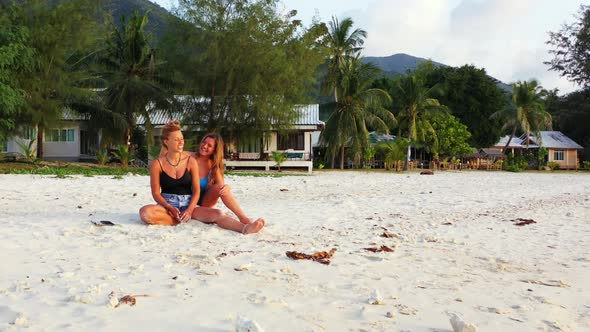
139,205,178,226
191,206,264,234
200,184,252,224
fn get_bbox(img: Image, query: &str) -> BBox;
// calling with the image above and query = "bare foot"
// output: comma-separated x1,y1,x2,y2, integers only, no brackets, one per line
242,218,265,234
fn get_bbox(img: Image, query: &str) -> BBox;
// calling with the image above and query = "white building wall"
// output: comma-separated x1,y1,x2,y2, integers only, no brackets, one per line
44,126,80,160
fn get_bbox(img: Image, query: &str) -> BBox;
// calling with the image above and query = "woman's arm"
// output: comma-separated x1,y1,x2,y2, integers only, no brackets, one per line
179,157,200,222
213,166,225,186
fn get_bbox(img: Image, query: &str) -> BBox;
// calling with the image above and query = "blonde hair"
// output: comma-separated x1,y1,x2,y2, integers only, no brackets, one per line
199,133,225,185
160,120,181,150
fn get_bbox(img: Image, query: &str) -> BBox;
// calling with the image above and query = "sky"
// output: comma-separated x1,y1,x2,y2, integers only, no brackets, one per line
153,0,584,94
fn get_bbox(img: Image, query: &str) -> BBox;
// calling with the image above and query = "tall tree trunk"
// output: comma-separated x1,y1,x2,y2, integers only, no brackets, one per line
36,123,44,159
339,145,345,170
330,152,335,169
403,137,411,171
503,126,517,153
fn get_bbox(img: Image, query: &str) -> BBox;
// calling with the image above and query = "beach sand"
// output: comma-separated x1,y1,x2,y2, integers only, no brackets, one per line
0,171,589,331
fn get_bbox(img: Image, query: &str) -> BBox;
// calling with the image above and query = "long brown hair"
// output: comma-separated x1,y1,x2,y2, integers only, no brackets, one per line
199,133,224,185
160,120,181,150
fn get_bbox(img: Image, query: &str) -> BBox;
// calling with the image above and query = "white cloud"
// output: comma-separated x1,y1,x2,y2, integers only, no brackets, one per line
315,0,582,93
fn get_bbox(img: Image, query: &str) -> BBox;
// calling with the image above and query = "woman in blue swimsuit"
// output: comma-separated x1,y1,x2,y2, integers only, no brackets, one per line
139,121,264,234
194,133,265,227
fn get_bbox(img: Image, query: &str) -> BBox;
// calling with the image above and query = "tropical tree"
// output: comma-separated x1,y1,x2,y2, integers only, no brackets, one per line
546,4,590,88
491,80,552,150
167,0,326,146
325,16,367,103
15,0,103,158
0,4,35,141
321,57,395,169
422,64,507,148
376,138,409,171
392,74,445,170
99,10,174,148
421,112,472,159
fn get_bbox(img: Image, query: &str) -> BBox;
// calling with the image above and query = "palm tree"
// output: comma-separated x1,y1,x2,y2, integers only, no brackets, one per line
100,10,174,147
393,75,445,170
491,80,552,150
321,57,396,169
325,16,367,103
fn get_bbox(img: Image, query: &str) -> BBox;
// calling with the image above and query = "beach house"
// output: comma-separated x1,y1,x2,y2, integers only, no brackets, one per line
492,131,583,169
137,104,324,173
1,110,99,161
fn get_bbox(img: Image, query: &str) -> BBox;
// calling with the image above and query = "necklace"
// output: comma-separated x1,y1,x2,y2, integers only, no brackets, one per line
165,153,181,168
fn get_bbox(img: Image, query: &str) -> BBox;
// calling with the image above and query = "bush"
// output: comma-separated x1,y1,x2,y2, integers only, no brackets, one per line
547,161,560,170
583,161,590,170
503,153,528,172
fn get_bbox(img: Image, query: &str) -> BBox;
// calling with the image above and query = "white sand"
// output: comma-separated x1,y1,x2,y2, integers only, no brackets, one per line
1,171,589,332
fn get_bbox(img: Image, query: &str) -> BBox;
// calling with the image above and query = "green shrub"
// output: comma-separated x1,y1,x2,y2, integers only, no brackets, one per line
97,150,108,165
583,161,590,170
16,139,37,162
503,153,528,172
271,151,287,172
548,161,560,170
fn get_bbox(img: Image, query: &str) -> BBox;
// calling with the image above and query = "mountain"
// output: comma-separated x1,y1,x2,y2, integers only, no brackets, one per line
363,53,512,92
102,0,178,43
363,53,445,77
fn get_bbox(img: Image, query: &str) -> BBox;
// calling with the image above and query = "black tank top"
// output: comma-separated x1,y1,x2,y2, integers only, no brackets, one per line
158,157,192,195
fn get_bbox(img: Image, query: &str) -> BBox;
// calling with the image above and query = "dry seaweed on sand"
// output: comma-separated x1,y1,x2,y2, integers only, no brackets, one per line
364,245,395,253
285,248,336,265
512,218,537,226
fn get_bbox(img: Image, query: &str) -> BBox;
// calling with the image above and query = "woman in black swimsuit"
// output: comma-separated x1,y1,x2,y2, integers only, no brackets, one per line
139,121,264,234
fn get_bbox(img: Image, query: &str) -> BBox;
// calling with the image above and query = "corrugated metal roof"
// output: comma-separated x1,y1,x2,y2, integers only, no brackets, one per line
294,104,323,126
493,131,583,149
494,136,538,148
538,131,584,149
137,103,324,127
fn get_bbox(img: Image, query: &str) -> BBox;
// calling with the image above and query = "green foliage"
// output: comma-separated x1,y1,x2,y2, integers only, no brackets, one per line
491,80,552,150
376,139,408,170
15,139,37,162
546,5,590,88
271,151,287,172
548,88,590,161
547,161,560,170
421,112,472,159
14,0,105,158
583,161,590,170
503,153,528,172
166,0,327,141
0,4,35,140
363,146,376,168
97,150,108,165
391,74,445,170
112,144,132,170
0,163,149,176
537,147,548,169
321,57,395,169
324,16,367,103
99,10,174,146
421,65,507,148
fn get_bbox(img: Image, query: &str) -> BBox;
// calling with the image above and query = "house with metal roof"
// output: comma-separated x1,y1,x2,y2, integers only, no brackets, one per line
1,109,99,161
492,131,583,169
137,103,324,172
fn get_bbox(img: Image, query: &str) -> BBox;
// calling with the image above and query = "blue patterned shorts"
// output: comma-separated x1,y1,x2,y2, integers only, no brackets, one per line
161,193,192,212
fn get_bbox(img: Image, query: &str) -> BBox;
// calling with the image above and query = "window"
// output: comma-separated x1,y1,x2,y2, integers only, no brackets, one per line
553,150,564,161
1,140,7,152
278,132,304,150
46,129,75,142
22,127,37,140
